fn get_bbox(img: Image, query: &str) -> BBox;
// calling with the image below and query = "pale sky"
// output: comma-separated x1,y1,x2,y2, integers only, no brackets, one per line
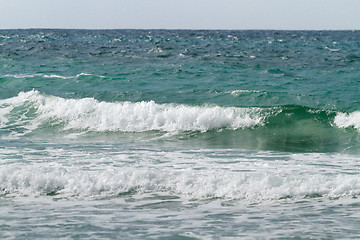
1,0,360,30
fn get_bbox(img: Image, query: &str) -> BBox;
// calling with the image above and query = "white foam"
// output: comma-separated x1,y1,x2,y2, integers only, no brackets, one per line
325,46,341,52
2,73,70,79
0,105,13,127
76,73,105,78
0,35,10,39
3,74,37,79
43,74,71,79
148,47,163,53
1,146,359,201
334,111,360,131
1,91,267,133
226,90,262,96
1,73,103,80
1,157,360,201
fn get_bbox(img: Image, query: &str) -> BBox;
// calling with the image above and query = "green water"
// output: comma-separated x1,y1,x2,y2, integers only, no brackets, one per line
1,29,360,239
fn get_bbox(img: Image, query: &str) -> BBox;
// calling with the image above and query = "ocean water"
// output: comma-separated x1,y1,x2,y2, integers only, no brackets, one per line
1,29,360,239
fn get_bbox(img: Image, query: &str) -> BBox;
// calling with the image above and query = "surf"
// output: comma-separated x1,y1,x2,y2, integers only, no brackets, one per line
1,91,360,153
0,90,268,133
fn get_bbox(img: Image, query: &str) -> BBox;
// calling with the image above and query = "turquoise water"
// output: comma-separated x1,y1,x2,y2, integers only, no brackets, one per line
1,29,360,239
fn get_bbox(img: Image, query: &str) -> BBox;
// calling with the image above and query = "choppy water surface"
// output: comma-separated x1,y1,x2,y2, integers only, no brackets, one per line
1,29,360,239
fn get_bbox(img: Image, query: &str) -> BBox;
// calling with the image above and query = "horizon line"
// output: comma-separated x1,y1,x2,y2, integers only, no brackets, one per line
0,27,359,32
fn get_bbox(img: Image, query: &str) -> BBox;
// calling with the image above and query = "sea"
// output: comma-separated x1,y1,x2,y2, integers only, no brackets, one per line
1,29,360,239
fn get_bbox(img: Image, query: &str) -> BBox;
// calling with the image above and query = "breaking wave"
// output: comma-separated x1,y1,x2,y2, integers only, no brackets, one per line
1,155,360,201
334,111,360,130
0,90,267,134
1,91,360,152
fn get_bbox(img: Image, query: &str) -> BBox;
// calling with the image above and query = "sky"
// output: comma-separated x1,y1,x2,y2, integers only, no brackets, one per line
1,0,360,30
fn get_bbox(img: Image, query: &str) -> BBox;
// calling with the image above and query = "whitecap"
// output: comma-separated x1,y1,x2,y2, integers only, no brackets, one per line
43,74,71,79
334,111,360,131
76,73,105,78
3,74,37,79
0,90,268,134
226,90,262,96
325,46,341,52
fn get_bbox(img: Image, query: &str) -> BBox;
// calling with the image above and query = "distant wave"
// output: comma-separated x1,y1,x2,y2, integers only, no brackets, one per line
225,89,263,95
1,73,104,80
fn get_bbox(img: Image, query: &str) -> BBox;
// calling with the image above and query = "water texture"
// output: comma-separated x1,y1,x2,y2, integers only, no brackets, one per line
1,29,360,239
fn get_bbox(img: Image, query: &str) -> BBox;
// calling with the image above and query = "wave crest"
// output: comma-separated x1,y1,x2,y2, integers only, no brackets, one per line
0,91,266,134
334,111,360,131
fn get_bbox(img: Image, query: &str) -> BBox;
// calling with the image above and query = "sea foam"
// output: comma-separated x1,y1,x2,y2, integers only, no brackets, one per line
1,159,360,201
1,146,359,202
334,111,360,131
0,90,266,133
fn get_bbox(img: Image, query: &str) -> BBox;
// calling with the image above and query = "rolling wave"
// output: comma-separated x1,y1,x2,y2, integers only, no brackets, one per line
0,90,267,133
1,91,360,152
